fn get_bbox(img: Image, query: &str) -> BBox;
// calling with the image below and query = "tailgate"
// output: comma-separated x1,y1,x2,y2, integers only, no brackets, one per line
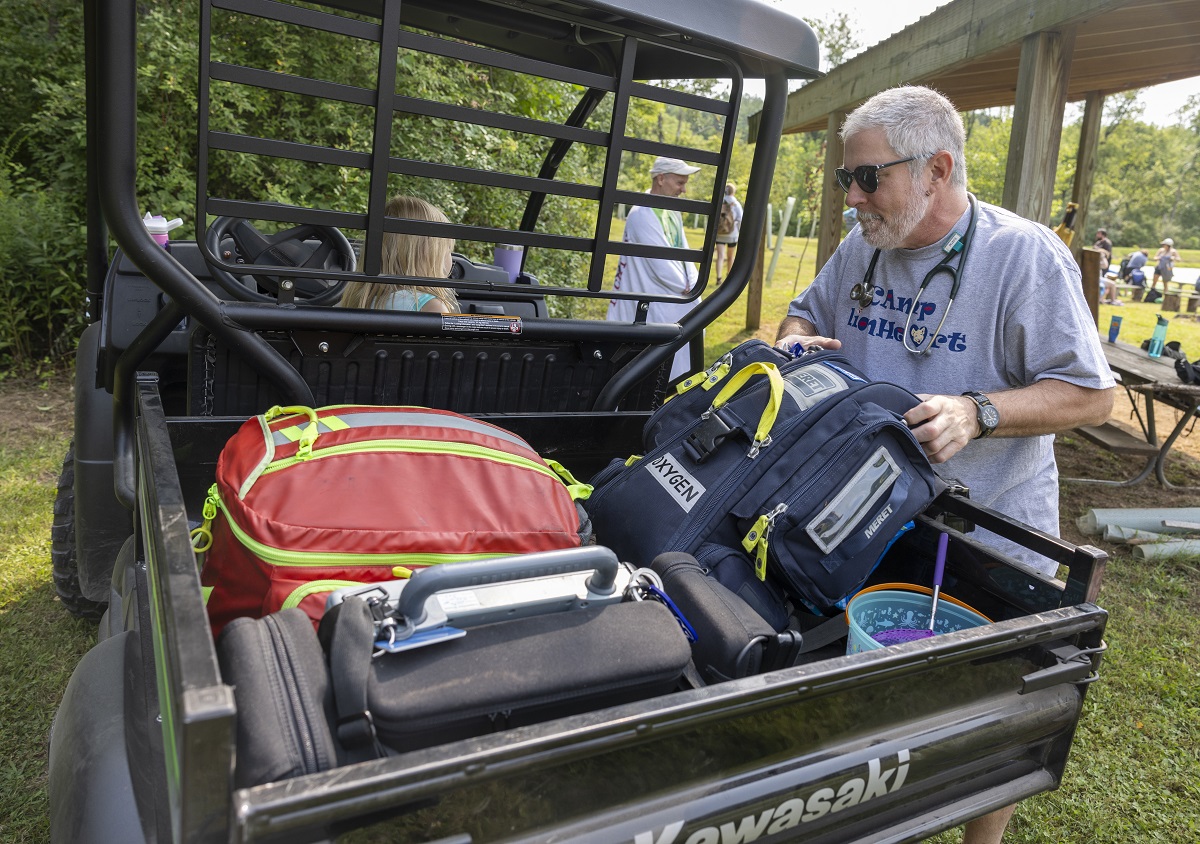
232,607,1105,844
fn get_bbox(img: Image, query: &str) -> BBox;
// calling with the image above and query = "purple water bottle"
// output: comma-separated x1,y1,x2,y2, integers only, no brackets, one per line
493,243,523,282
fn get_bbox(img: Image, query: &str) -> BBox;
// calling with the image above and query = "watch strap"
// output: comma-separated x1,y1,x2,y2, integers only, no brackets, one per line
962,391,998,439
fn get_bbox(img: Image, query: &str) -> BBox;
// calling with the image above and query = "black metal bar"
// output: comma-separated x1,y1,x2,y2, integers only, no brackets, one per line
101,0,314,427
622,136,722,167
606,242,704,263
212,0,379,41
392,94,609,147
395,28,615,92
362,0,403,277
112,299,189,507
612,189,710,216
217,301,680,342
208,131,371,169
587,36,638,294
84,0,108,326
594,70,787,411
519,88,609,237
209,61,377,107
205,198,366,230
629,82,734,115
386,156,602,201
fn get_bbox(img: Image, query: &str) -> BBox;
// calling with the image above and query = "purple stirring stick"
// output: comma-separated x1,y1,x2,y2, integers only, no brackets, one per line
870,531,950,646
927,531,949,633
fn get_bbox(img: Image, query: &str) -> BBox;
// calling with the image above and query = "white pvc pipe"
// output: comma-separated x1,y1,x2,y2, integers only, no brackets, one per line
1103,525,1172,544
1132,539,1200,560
1076,508,1200,537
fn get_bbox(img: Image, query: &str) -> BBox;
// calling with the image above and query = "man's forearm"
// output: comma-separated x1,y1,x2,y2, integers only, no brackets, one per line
775,315,816,341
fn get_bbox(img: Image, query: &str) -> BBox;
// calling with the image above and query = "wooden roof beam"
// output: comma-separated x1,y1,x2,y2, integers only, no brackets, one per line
753,0,1130,138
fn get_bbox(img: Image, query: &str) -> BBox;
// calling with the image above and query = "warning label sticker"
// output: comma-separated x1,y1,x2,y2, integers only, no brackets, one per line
441,314,523,335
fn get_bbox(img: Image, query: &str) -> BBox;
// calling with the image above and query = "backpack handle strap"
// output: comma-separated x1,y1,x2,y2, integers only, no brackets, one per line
709,362,784,453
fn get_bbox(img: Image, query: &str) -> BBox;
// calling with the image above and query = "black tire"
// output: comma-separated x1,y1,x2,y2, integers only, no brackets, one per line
51,443,107,622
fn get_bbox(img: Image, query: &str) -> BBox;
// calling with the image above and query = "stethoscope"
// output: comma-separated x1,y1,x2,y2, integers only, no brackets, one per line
848,193,978,355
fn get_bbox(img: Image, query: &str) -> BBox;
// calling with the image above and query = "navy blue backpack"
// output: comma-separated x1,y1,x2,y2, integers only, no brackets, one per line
588,343,945,621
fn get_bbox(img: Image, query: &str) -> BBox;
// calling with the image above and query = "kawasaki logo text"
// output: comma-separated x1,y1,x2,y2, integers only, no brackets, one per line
634,750,910,844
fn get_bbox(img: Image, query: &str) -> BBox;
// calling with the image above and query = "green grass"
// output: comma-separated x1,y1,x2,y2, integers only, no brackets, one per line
0,402,94,843
3,241,1200,841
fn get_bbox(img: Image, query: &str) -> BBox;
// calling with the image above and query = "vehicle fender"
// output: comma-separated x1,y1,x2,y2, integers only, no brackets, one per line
49,631,150,844
73,322,133,601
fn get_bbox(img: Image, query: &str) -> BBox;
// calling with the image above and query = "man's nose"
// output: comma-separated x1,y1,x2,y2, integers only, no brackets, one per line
845,183,867,208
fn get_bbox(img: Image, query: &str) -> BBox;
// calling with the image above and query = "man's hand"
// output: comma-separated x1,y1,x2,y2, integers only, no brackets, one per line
903,394,979,463
774,333,843,353
774,315,842,354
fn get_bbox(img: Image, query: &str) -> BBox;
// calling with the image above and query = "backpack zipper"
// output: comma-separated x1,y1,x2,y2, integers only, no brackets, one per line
281,580,367,611
210,488,512,569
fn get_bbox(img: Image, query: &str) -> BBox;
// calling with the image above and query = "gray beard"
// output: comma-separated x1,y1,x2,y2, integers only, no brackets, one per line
858,191,930,250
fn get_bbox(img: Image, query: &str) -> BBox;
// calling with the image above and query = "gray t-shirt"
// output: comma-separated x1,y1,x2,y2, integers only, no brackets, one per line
788,199,1113,574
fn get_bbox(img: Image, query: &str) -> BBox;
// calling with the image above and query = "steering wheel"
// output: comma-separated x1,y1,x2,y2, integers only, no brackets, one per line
204,217,357,306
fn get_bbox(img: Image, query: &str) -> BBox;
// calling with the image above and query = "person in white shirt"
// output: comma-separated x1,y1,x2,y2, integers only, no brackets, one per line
608,157,702,380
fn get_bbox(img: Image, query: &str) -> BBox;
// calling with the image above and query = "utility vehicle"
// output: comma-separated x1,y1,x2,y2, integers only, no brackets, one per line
50,1,1108,842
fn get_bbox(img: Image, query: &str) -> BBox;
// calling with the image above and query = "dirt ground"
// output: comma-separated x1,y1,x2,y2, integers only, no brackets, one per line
4,373,1198,552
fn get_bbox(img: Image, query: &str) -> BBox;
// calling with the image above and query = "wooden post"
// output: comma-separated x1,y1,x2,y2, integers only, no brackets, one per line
815,111,846,274
1070,91,1105,262
1002,29,1075,222
745,227,765,331
1081,247,1101,327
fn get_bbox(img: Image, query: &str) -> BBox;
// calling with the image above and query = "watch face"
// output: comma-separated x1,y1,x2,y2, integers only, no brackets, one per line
980,404,1000,430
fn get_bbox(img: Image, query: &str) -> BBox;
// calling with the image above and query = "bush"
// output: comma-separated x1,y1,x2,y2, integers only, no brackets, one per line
0,163,87,373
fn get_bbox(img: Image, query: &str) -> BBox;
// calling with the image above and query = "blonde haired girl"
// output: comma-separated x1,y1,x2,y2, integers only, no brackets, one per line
339,195,459,313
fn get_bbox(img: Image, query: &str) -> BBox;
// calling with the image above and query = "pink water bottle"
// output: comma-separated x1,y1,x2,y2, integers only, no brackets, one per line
143,212,183,250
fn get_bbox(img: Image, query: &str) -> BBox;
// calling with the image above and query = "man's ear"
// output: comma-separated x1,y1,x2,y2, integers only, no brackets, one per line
928,150,953,186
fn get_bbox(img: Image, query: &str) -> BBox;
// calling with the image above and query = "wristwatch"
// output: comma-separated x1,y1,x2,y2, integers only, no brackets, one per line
962,391,1000,439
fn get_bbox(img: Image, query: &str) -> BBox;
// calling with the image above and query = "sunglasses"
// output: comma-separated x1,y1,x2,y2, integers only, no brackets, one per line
834,155,924,194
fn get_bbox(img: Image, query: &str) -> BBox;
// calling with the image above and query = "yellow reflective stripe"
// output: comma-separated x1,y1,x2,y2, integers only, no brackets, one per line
262,439,558,482
276,425,303,443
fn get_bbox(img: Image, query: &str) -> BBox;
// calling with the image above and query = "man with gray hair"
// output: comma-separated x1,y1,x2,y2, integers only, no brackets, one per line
609,156,703,379
776,85,1115,841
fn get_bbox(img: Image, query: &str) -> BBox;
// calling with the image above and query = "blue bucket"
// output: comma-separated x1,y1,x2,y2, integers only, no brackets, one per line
845,584,991,654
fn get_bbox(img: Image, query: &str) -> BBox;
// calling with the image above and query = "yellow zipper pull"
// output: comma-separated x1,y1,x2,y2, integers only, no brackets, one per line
190,483,220,563
741,503,787,581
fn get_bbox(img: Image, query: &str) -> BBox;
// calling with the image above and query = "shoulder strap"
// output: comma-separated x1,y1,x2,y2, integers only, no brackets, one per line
328,597,387,762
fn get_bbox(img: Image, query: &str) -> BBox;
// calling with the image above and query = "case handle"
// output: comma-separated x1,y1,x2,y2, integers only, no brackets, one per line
396,545,621,626
708,361,785,455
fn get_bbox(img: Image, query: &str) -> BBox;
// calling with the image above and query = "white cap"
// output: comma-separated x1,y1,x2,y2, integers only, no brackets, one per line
142,212,184,234
1162,237,1174,246
650,157,700,176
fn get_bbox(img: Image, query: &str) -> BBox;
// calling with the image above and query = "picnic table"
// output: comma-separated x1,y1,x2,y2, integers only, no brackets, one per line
1111,266,1200,311
1066,338,1200,488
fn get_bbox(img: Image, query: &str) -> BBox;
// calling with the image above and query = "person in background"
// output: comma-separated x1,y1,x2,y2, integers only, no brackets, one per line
714,182,743,284
774,85,1114,844
1094,228,1119,305
1149,237,1180,299
608,157,703,380
1120,247,1149,291
339,195,459,313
